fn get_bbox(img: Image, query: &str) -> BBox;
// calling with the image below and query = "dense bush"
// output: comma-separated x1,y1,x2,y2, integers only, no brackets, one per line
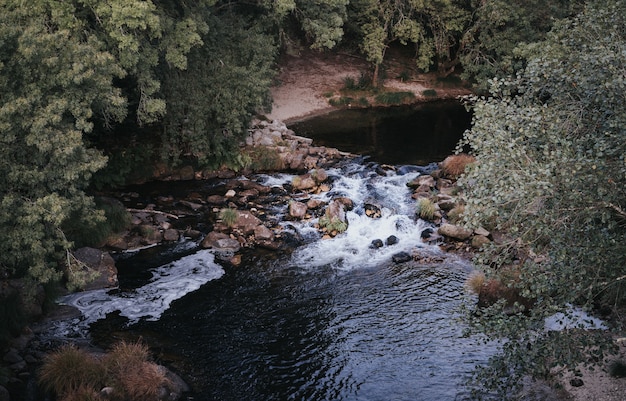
458,0,626,397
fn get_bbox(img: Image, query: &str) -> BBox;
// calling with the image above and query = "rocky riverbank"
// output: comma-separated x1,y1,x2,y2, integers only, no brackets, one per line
0,118,483,401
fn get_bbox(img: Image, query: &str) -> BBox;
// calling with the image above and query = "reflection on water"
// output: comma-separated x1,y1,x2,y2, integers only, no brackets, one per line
288,100,471,165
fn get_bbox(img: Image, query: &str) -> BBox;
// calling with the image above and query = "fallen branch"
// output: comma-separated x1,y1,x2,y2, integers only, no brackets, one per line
126,208,179,220
606,202,626,220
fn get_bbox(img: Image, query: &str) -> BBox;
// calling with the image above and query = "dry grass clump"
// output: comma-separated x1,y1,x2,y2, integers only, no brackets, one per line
40,340,172,401
441,154,475,178
118,361,170,401
60,385,104,401
39,345,106,397
465,270,486,295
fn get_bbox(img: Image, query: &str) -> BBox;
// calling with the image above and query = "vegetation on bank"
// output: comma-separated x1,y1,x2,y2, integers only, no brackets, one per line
2,0,624,399
456,1,626,398
39,341,173,401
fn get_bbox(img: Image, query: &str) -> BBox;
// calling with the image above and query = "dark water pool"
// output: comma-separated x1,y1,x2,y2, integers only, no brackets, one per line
288,100,471,165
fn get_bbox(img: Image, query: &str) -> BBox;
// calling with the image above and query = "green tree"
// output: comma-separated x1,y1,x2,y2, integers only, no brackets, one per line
459,0,583,89
458,0,626,397
160,12,277,168
347,0,471,85
0,0,204,286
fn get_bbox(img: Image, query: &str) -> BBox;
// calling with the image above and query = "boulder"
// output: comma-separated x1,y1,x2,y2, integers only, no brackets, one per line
163,229,179,242
201,231,241,252
306,199,326,209
288,201,308,219
311,168,328,183
254,225,274,241
73,247,118,291
392,252,412,263
471,235,491,249
407,175,435,189
233,211,262,235
292,174,317,191
370,239,384,249
438,223,473,241
386,235,399,245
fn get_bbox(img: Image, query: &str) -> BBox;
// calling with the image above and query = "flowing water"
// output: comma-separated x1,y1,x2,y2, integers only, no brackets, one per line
46,102,501,400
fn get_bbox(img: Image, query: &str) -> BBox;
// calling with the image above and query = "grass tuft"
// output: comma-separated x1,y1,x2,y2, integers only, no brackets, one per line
39,345,106,396
465,271,486,295
416,198,436,220
374,91,415,104
219,208,238,227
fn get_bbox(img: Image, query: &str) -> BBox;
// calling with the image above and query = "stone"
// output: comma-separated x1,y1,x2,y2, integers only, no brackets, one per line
306,199,326,209
292,174,317,191
224,189,236,198
288,201,308,219
474,227,491,237
179,200,203,211
386,235,399,245
370,239,384,249
178,165,195,181
201,231,228,248
163,229,179,242
334,197,354,211
392,252,412,263
254,225,274,241
233,211,262,235
207,195,226,205
311,168,328,183
471,235,491,249
438,223,473,241
73,247,118,290
437,198,457,211
407,175,436,189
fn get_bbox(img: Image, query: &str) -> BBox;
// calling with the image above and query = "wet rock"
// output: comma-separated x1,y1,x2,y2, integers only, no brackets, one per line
334,197,354,211
392,252,412,263
288,201,308,219
3,349,22,364
438,223,473,241
364,202,382,218
233,211,262,235
201,232,241,252
386,235,399,246
370,239,384,249
311,168,328,183
306,199,326,209
407,175,435,189
292,174,317,191
73,247,118,291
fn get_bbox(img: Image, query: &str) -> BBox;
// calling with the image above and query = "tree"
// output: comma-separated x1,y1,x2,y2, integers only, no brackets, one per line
458,0,583,89
160,12,277,167
458,0,626,397
0,0,204,287
347,0,471,86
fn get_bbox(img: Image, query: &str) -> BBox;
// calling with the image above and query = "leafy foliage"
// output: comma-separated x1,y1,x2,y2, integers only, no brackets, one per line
459,0,584,89
160,12,276,168
458,0,626,397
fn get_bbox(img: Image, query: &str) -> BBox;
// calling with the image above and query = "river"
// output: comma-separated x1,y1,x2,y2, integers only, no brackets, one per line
48,101,499,400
